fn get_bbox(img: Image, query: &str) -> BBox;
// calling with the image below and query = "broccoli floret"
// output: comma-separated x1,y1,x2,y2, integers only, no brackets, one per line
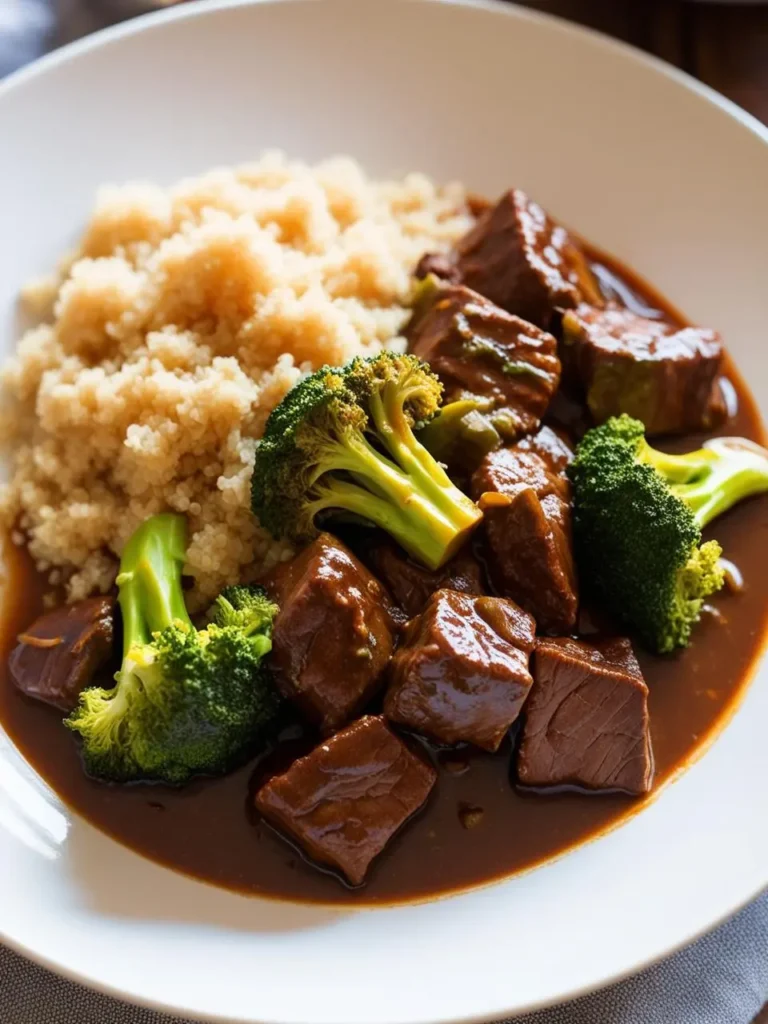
210,583,279,632
65,515,279,784
569,415,768,653
251,352,483,570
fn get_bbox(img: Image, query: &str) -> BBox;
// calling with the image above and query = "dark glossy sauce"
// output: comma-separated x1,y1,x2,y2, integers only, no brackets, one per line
0,248,766,906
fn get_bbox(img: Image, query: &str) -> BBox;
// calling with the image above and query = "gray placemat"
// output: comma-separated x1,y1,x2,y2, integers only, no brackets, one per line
1,3,767,1022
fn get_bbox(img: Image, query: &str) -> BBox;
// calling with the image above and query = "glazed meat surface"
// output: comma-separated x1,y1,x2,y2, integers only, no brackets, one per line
255,716,436,885
9,597,116,712
385,589,536,751
562,304,724,435
368,541,485,619
409,283,561,440
263,534,397,734
517,636,654,795
472,431,578,633
454,189,600,329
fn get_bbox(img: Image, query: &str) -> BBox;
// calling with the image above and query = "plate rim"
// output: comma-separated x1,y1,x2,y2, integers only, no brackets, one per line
0,1,767,1021
2,0,768,153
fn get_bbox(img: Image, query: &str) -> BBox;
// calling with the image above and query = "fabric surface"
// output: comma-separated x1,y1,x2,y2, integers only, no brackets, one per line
1,2,767,1022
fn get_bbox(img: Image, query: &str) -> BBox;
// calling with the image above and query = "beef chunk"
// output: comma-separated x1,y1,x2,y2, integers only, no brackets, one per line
385,590,536,751
472,437,578,633
562,304,725,435
409,283,560,440
369,541,485,619
263,534,396,734
514,423,574,475
414,252,461,284
517,637,654,795
455,189,600,329
9,597,116,712
255,715,436,885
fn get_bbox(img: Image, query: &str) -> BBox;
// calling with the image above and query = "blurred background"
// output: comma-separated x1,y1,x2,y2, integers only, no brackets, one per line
1,1,767,124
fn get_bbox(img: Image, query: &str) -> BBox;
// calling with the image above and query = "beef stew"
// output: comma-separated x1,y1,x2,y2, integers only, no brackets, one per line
0,188,766,906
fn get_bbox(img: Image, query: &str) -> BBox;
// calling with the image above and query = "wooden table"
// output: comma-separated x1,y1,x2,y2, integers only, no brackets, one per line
514,1,768,124
508,9,768,1021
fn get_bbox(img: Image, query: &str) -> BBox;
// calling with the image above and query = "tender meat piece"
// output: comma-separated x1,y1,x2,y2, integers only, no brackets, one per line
409,283,561,440
472,439,578,633
255,715,436,885
562,304,725,435
517,637,654,795
385,590,536,751
9,597,116,712
455,189,601,329
414,252,461,284
369,541,485,619
263,534,396,734
514,424,574,475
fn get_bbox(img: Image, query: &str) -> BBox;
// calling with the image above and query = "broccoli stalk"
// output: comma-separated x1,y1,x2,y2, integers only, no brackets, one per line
642,435,768,528
569,415,768,653
252,353,483,570
417,398,501,474
66,514,279,784
116,512,191,649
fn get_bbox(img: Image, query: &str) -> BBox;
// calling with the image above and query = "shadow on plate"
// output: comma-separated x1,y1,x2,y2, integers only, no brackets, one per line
63,816,347,934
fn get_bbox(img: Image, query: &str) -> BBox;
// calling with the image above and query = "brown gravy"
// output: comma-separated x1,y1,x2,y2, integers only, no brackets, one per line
0,249,766,906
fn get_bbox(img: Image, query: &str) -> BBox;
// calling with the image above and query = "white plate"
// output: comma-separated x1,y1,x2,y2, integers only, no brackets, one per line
1,2,767,1021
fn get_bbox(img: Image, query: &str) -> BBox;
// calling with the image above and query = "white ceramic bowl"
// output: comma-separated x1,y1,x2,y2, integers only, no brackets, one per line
1,2,767,1022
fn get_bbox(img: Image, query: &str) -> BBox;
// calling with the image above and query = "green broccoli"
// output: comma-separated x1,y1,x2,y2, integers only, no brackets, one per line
251,352,483,570
66,514,279,784
569,414,768,653
416,398,501,474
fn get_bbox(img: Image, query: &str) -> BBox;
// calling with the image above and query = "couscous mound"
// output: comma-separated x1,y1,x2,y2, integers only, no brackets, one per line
0,153,472,607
